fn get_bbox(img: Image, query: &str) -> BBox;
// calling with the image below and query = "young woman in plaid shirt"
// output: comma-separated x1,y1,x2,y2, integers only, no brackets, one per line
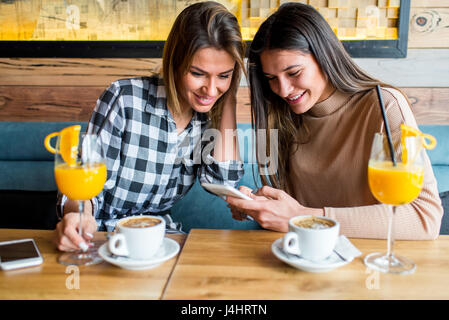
55,2,246,252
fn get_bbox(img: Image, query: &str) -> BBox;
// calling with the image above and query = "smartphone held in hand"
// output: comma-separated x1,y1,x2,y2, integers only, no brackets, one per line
201,183,253,201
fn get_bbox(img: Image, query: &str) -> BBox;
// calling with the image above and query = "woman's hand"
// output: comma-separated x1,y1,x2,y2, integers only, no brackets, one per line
54,201,97,252
226,185,324,232
228,185,266,221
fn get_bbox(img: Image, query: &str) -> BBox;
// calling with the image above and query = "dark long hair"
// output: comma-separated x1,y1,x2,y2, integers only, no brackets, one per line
248,2,397,190
162,1,245,129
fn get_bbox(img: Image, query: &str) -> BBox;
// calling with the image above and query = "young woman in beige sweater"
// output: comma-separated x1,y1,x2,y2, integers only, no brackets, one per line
226,2,443,240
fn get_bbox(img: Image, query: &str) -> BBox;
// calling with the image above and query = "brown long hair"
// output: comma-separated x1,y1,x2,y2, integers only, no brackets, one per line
248,2,403,190
162,1,245,129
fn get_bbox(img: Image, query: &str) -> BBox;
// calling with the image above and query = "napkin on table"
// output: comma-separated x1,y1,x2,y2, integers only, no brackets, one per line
333,235,362,261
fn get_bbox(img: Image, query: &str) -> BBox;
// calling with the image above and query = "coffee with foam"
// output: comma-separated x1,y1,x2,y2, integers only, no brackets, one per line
120,217,161,228
294,216,335,229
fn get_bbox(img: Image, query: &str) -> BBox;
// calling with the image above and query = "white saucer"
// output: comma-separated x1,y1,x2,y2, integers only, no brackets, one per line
98,237,180,270
271,238,353,273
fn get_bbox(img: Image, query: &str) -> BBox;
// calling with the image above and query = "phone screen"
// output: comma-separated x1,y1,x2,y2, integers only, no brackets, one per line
0,241,40,262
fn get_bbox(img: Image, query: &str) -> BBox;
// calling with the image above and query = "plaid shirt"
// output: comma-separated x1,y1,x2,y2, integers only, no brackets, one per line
60,75,244,232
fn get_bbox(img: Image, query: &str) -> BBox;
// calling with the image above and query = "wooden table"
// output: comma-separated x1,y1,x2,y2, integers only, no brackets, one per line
162,229,449,300
0,229,186,300
3,228,449,300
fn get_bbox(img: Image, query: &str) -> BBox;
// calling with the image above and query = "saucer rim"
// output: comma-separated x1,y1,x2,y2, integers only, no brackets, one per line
99,237,180,268
271,237,352,271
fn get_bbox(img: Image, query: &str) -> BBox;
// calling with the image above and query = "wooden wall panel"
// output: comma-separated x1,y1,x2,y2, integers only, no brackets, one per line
353,49,449,87
402,87,449,124
0,58,161,86
2,49,449,89
0,2,447,125
0,86,104,121
0,86,252,123
0,86,447,125
411,1,449,8
408,8,449,48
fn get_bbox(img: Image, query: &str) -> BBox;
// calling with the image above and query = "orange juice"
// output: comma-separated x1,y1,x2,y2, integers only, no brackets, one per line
55,163,107,200
368,161,424,205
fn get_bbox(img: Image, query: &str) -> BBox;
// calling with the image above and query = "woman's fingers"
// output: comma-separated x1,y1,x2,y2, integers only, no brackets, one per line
55,213,96,252
54,225,79,252
255,185,285,200
231,211,245,221
226,196,265,214
229,204,247,221
238,186,269,201
63,222,90,251
238,185,253,196
58,235,79,252
228,202,257,221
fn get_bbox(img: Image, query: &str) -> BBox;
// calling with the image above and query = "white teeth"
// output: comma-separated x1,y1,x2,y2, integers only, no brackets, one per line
287,92,304,101
199,96,212,102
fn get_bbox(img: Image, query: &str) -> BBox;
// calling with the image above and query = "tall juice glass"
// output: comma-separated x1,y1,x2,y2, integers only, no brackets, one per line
45,128,106,266
364,130,433,274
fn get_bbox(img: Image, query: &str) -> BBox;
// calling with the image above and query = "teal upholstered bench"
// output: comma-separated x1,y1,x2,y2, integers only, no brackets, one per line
0,121,261,231
0,121,87,192
0,122,447,233
0,122,88,229
420,125,449,194
419,125,449,234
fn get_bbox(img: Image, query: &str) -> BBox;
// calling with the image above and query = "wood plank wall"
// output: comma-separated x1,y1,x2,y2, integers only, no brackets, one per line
0,0,448,125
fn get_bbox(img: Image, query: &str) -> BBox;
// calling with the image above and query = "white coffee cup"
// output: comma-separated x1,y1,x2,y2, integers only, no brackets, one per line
282,215,339,262
108,216,165,260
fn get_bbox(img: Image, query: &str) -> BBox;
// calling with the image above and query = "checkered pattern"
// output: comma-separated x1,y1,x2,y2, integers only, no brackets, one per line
60,75,244,232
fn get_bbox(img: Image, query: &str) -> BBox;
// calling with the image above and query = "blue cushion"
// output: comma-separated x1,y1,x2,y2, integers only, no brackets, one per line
439,191,449,235
419,125,449,166
0,161,55,191
0,121,88,161
433,166,449,194
237,122,255,163
0,121,88,191
419,125,449,193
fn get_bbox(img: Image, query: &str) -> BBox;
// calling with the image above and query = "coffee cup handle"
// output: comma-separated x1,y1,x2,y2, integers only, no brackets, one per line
283,232,301,256
108,234,129,257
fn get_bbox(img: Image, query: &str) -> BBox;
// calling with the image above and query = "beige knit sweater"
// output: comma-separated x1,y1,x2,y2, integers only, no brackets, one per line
288,87,443,240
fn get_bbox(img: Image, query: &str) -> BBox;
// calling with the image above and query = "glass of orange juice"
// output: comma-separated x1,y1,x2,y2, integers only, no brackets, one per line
45,126,107,266
364,127,435,274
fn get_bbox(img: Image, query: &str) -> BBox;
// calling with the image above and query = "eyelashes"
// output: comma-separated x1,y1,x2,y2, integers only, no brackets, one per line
265,69,302,81
288,70,301,76
189,71,233,79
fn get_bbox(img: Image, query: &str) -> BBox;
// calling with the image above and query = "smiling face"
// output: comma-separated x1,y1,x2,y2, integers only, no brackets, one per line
178,47,236,114
260,49,334,114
